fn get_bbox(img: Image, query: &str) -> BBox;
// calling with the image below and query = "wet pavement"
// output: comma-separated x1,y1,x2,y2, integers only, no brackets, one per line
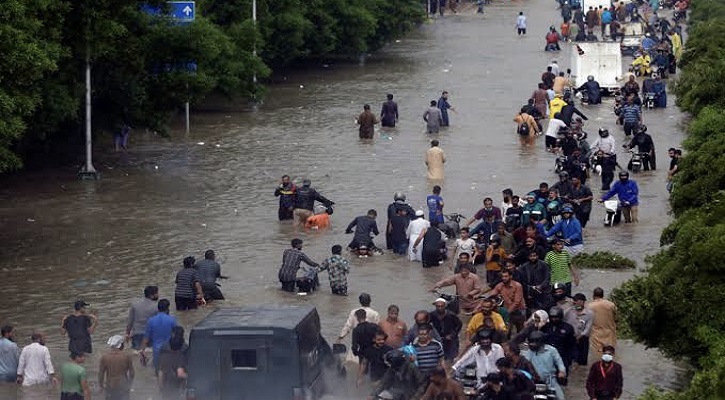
0,1,687,399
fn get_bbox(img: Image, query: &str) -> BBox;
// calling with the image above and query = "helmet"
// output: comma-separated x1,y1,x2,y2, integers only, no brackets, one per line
528,331,545,343
652,73,659,79
548,306,564,319
587,75,594,81
559,171,569,178
489,233,501,243
619,171,630,179
302,179,312,187
598,128,610,138
561,205,574,214
393,192,406,201
474,329,493,342
553,282,567,292
384,349,406,368
638,124,648,134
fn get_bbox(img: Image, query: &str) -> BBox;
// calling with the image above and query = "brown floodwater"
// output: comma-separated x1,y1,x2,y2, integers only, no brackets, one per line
0,2,687,399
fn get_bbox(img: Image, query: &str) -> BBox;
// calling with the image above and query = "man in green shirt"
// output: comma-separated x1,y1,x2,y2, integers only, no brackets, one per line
60,352,91,400
544,239,580,297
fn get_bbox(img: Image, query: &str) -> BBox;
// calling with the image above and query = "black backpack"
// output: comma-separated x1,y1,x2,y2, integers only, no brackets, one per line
518,119,530,136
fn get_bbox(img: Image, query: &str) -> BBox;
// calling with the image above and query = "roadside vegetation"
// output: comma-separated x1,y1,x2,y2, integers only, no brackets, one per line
0,0,425,171
611,0,725,397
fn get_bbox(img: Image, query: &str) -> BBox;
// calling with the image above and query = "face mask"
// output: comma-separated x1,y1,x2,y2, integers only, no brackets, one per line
554,293,566,301
602,354,614,362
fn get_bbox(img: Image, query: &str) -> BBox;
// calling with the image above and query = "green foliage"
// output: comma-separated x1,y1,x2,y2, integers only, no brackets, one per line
613,1,725,398
571,251,636,269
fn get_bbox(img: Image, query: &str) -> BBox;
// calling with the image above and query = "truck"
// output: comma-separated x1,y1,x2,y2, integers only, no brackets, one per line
571,42,623,93
186,305,342,400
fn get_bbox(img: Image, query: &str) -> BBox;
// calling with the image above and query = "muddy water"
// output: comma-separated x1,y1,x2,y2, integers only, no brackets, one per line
0,2,686,399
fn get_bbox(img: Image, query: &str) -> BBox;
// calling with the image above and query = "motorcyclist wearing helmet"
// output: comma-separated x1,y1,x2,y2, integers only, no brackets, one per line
521,331,567,400
625,124,656,171
591,128,616,155
577,75,602,104
541,306,577,375
538,205,584,255
452,329,505,386
386,192,415,250
600,171,639,223
369,349,426,400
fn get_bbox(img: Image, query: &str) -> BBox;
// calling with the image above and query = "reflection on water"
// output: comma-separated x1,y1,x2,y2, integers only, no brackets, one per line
0,2,686,399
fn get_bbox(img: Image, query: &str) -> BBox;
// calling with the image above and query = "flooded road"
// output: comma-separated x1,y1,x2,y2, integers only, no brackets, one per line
0,1,686,399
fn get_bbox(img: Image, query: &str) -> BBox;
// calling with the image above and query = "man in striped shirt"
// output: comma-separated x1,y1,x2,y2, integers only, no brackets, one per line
621,95,642,136
412,326,445,376
278,238,320,292
544,239,580,297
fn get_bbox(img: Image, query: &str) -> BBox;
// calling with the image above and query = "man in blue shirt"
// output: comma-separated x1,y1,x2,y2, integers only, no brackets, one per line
523,331,567,400
600,171,639,223
0,325,19,382
141,299,177,372
539,205,584,256
426,185,444,225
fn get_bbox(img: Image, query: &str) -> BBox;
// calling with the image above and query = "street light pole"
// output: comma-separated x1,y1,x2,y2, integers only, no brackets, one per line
79,41,98,180
252,0,257,85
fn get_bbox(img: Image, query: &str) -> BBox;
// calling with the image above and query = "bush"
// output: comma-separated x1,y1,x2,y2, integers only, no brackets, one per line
571,251,636,269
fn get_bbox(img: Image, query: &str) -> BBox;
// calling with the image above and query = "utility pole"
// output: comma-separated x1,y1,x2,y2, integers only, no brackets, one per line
79,40,98,179
252,0,257,85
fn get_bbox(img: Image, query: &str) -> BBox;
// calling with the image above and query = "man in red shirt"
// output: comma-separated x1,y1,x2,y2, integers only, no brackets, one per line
485,269,526,330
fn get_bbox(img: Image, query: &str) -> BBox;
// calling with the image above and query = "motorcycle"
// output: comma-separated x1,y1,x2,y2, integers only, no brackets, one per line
440,213,465,239
603,199,622,226
627,151,644,173
533,383,558,400
644,92,656,109
454,363,480,399
295,266,320,293
433,289,461,315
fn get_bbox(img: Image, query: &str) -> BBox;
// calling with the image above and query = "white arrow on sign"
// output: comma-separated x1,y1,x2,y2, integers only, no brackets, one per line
183,5,192,15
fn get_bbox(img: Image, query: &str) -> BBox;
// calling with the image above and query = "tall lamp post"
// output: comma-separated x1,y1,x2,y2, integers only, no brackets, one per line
79,25,98,180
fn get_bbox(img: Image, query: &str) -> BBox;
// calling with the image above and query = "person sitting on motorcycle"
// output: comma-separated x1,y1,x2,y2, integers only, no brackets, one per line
346,209,381,253
641,33,657,54
420,367,465,400
521,331,567,400
539,205,584,255
453,329,505,386
625,124,656,171
600,171,640,223
544,190,564,228
591,127,616,155
369,349,426,400
466,299,508,343
432,264,485,315
521,193,547,227
652,74,667,108
545,27,561,51
496,357,536,399
642,73,656,96
577,75,602,105
564,147,590,185
551,171,573,199
621,75,640,98
631,51,652,76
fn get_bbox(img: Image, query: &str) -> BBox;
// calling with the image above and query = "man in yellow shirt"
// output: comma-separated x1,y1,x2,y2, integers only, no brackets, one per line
466,298,508,341
549,93,566,119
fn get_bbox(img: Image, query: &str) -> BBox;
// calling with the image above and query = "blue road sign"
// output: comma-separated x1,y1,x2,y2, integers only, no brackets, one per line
141,2,195,22
169,1,195,21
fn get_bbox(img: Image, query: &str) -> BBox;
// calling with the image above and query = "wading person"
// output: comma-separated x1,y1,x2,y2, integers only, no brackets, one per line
424,100,443,134
437,91,455,127
61,300,98,356
98,335,134,400
278,238,320,293
586,345,623,400
588,287,617,360
174,256,205,311
195,250,226,301
380,94,399,128
140,299,177,372
425,140,446,181
317,245,351,296
357,104,379,139
17,332,57,387
0,325,19,382
274,175,297,221
60,352,91,400
125,286,159,352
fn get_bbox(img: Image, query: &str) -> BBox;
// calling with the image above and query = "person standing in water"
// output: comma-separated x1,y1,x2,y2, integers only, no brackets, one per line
380,94,399,128
516,12,527,35
425,140,446,181
437,91,455,127
357,104,378,139
424,100,443,134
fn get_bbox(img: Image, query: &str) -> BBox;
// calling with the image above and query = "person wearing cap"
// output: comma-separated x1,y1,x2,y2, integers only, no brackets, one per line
406,210,430,262
521,193,547,226
539,204,584,255
292,179,334,228
425,139,446,181
61,300,98,355
60,351,91,400
338,293,380,341
586,345,623,400
98,335,134,400
430,298,463,363
565,293,593,367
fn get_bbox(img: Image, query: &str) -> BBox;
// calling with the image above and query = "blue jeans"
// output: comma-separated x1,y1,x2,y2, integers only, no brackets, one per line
0,373,16,382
